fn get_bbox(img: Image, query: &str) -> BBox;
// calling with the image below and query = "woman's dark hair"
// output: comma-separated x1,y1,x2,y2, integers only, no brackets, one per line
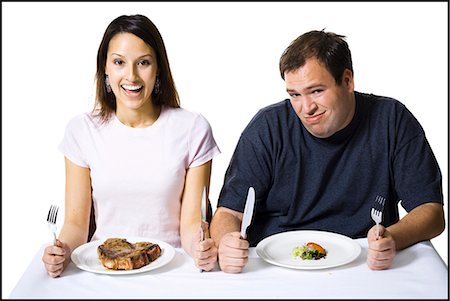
279,30,353,84
94,14,180,122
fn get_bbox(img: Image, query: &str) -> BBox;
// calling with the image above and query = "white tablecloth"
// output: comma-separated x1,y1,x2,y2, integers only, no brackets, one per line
10,239,448,299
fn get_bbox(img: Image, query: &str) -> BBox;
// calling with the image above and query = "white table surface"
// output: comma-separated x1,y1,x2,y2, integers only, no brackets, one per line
9,238,448,299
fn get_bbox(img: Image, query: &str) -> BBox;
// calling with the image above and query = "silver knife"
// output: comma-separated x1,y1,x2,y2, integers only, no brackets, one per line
199,186,207,272
240,187,256,239
200,186,207,242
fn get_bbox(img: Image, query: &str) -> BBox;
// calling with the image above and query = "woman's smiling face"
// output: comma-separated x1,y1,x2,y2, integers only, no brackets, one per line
105,32,158,112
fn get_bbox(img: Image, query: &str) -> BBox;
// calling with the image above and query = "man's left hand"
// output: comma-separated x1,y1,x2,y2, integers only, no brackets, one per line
366,225,396,270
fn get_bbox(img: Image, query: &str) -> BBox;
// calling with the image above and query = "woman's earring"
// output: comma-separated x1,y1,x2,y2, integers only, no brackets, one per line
154,77,160,95
105,75,111,93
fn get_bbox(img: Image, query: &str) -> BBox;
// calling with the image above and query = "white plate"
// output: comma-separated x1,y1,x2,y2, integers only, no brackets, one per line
256,230,361,270
71,237,175,275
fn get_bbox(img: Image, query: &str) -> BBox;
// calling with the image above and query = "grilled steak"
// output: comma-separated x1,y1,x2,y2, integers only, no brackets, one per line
97,238,161,270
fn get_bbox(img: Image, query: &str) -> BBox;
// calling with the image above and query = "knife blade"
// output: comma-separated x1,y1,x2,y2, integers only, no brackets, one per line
199,186,207,273
240,187,256,240
200,186,207,242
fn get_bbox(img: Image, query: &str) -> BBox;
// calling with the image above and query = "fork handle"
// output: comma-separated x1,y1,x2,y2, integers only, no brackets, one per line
376,224,380,240
53,233,57,245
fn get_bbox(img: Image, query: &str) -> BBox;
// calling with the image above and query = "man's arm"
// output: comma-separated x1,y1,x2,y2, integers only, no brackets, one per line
210,207,249,273
210,207,242,242
367,202,445,270
388,202,445,250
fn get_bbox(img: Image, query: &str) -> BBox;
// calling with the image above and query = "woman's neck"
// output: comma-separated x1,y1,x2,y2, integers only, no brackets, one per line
115,104,162,128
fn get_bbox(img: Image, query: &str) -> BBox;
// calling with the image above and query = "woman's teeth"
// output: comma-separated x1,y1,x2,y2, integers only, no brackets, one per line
122,84,143,91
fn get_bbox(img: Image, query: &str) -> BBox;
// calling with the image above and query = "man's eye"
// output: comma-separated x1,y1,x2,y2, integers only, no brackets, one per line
313,89,323,94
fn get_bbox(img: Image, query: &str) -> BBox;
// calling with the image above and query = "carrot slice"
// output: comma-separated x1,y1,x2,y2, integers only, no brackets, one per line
306,242,326,254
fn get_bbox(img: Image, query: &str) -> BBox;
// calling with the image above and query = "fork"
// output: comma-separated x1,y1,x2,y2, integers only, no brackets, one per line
371,195,386,240
47,205,59,245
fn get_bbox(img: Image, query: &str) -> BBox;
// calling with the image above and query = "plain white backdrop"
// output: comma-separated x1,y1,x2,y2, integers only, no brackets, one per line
2,2,448,298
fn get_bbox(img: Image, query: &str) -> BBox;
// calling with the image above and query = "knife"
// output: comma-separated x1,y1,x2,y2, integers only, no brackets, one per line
199,186,207,272
200,185,207,242
240,187,256,240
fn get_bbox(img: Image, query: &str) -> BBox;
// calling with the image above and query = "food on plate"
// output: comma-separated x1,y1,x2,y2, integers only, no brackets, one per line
292,242,327,260
97,238,161,270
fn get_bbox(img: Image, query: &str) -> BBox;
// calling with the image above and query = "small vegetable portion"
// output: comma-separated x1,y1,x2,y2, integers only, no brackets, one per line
292,242,327,260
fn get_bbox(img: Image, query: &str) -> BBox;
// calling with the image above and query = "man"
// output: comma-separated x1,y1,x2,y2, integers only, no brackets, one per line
210,30,445,273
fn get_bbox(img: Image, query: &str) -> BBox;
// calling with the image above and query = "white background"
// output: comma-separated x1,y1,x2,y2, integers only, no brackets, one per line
2,2,448,298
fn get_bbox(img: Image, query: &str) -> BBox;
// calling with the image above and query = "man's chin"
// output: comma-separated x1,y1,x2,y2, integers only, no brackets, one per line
305,127,332,139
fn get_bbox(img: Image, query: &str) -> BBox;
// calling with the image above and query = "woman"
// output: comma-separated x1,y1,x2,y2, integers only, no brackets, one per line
42,14,220,276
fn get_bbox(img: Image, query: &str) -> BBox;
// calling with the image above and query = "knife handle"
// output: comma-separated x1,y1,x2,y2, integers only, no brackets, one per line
200,226,205,242
199,227,204,273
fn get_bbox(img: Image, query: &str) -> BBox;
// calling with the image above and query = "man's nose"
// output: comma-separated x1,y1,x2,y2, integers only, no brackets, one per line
303,96,318,115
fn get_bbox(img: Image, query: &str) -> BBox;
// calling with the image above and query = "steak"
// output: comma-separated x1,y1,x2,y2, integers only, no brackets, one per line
97,238,161,270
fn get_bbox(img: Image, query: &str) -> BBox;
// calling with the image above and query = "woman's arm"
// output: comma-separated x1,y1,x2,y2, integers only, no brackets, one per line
179,160,217,271
42,157,92,277
58,158,93,264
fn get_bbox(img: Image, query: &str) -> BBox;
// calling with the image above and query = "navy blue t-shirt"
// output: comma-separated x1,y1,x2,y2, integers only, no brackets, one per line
217,92,443,246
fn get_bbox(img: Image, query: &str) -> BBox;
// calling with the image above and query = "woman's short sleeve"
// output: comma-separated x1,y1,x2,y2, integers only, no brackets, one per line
187,114,221,168
58,114,89,168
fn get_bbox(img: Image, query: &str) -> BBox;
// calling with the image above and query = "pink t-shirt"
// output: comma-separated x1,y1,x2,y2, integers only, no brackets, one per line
59,106,220,247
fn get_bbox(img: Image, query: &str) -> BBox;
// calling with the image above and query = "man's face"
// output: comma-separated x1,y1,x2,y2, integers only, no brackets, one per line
285,58,355,138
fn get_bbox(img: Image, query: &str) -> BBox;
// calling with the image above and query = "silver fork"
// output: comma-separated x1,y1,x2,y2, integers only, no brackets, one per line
371,195,386,240
47,205,59,245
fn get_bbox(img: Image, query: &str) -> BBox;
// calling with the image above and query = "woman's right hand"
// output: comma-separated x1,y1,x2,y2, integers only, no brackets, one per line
42,239,69,277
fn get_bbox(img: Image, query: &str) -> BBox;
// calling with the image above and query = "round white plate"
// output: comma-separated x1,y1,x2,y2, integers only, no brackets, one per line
71,237,175,275
256,230,361,270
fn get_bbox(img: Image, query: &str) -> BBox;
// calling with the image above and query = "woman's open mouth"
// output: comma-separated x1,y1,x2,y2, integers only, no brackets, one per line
122,84,143,93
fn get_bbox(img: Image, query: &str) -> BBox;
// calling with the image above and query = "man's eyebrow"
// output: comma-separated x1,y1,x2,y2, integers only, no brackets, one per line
287,84,325,93
304,84,325,90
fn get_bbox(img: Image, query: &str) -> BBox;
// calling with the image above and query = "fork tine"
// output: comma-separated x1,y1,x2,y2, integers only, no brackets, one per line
374,195,386,211
48,205,59,223
47,207,52,222
53,206,59,223
371,196,385,241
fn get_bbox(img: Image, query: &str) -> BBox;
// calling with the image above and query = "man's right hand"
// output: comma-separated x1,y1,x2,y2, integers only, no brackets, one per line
217,232,249,273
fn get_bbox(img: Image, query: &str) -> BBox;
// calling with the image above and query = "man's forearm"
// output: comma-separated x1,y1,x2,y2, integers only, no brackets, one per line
210,208,242,246
387,202,445,250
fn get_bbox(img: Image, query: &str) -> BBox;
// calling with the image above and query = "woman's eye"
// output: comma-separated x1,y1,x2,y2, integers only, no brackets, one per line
113,60,124,65
138,60,150,66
